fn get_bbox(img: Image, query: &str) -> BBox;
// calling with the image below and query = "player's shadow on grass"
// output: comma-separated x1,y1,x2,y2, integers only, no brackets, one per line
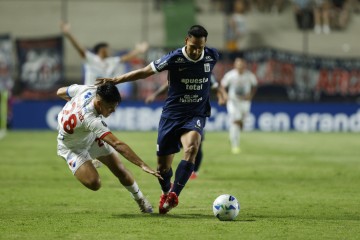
112,213,256,221
112,213,213,219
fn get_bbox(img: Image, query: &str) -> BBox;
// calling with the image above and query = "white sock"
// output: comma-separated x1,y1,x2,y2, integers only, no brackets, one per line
229,123,240,148
124,181,144,200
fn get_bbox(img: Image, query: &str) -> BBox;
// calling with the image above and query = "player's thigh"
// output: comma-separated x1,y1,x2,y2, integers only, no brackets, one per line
180,130,202,161
180,130,202,149
74,160,100,186
239,101,251,119
57,143,93,175
227,100,242,122
157,117,182,156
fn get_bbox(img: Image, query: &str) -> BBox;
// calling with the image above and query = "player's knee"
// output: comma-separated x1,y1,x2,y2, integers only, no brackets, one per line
87,178,101,191
184,144,198,156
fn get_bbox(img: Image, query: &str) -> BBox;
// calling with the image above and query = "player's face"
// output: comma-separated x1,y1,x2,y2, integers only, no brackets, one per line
185,36,206,61
99,101,118,118
234,58,246,72
98,46,110,58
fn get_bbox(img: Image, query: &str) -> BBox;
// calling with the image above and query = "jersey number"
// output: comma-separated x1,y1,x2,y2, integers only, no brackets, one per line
95,137,104,147
63,114,77,134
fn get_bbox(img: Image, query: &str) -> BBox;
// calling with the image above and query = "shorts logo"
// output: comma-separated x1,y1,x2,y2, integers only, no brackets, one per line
68,159,76,168
204,63,210,72
84,92,92,99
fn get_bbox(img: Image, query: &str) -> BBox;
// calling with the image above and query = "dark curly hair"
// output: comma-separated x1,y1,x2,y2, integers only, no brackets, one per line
96,82,121,104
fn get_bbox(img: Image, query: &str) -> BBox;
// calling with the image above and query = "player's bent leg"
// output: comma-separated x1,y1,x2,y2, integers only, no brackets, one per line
98,153,153,213
74,161,101,191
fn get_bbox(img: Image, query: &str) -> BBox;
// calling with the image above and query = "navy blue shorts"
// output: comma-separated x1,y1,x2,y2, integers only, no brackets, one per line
157,116,206,156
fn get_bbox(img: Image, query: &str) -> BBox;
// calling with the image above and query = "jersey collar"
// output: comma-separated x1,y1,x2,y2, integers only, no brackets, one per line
182,46,204,63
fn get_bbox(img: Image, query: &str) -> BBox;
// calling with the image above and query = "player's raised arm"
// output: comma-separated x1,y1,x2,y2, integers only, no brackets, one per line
96,64,155,85
60,22,86,59
57,86,71,101
120,42,149,63
102,132,162,180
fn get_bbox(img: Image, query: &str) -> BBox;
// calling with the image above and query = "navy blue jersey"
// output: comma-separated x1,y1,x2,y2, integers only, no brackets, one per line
150,46,219,119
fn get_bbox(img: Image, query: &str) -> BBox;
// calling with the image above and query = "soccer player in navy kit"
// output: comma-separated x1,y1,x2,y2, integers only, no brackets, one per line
97,25,219,214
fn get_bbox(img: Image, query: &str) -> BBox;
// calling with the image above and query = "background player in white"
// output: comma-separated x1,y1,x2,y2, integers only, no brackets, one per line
221,57,257,154
60,22,149,85
61,22,148,168
57,82,162,213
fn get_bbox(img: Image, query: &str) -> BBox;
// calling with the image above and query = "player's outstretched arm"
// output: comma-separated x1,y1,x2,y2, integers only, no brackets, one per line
97,64,155,85
57,86,71,101
102,133,162,180
120,42,149,63
60,22,86,59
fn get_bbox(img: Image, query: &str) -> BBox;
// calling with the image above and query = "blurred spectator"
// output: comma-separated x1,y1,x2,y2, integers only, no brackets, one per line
253,0,271,12
225,0,248,51
292,0,315,30
350,0,360,13
313,0,331,34
271,0,288,14
209,0,225,12
254,0,287,14
330,0,351,30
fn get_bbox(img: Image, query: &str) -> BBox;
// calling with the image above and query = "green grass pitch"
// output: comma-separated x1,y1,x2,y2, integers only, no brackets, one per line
0,131,359,239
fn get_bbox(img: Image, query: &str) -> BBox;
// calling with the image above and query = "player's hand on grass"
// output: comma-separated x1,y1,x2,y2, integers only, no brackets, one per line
141,165,163,180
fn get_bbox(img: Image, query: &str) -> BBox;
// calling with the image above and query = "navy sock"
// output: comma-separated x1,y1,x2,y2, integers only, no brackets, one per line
194,143,203,172
172,160,195,196
158,168,173,193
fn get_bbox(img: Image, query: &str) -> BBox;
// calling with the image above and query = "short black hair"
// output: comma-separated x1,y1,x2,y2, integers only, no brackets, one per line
96,82,121,104
187,25,208,39
93,42,108,54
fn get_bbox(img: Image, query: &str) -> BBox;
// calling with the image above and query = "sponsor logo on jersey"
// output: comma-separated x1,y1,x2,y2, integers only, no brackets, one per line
181,78,208,84
204,63,210,72
205,56,213,62
101,121,107,127
175,57,185,63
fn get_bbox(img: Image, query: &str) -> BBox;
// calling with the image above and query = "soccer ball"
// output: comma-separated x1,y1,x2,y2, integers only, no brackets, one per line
212,194,240,221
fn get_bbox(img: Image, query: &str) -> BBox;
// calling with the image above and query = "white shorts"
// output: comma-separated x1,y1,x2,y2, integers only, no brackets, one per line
227,99,251,122
57,139,115,174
